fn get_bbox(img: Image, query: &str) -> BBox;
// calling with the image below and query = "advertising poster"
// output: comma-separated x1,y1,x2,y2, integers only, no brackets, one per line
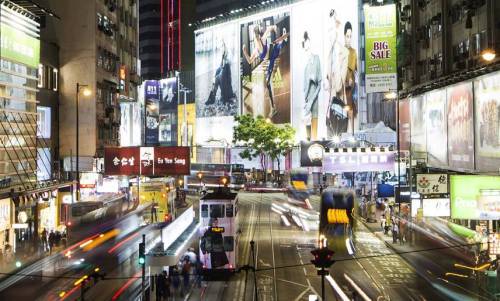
398,100,411,152
292,0,359,140
450,175,500,220
300,140,336,167
323,151,395,173
473,72,500,172
422,198,450,217
241,11,290,124
195,24,239,118
364,4,397,93
159,78,178,145
410,95,426,161
200,216,233,269
447,82,474,170
425,89,447,167
145,80,160,145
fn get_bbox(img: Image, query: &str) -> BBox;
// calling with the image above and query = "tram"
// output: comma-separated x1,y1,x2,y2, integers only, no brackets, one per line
319,187,356,259
199,190,239,274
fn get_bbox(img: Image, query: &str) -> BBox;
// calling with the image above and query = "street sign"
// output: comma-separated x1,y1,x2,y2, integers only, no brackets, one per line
416,174,448,195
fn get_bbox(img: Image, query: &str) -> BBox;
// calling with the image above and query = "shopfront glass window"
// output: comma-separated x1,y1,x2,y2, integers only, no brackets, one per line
209,204,224,218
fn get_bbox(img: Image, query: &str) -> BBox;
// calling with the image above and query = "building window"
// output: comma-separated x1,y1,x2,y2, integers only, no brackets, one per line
37,148,51,181
37,106,51,139
37,64,58,91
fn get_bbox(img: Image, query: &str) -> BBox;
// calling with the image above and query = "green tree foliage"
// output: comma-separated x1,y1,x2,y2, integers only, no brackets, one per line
233,114,295,182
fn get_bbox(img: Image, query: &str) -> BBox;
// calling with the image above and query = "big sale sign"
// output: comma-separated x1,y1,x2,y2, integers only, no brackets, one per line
364,4,397,93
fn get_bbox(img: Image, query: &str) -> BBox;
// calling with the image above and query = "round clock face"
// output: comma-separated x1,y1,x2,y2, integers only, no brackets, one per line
308,143,324,162
146,116,159,129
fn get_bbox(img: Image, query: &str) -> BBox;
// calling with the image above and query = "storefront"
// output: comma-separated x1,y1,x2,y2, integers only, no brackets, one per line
0,198,14,255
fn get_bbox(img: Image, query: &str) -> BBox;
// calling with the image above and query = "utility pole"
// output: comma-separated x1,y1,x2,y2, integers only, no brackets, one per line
250,240,258,301
139,235,146,298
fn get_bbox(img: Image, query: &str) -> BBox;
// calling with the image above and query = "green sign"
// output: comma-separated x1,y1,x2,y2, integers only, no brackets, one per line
1,22,40,68
364,4,397,93
450,175,500,220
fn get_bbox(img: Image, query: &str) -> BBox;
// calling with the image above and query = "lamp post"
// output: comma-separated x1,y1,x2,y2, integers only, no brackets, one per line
76,83,91,201
197,171,203,193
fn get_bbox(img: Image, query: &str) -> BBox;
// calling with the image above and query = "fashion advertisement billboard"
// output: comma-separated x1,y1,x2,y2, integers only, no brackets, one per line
447,82,474,170
159,78,178,145
473,72,500,172
425,89,447,167
410,95,426,161
398,100,410,152
144,80,160,145
195,24,239,118
291,0,359,140
364,4,397,93
450,175,500,220
241,11,290,124
300,140,336,167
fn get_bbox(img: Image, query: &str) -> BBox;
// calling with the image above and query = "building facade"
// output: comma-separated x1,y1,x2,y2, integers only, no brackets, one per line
49,0,140,164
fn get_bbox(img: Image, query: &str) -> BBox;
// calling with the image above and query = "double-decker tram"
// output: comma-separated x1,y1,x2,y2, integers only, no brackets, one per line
199,190,239,275
319,187,356,259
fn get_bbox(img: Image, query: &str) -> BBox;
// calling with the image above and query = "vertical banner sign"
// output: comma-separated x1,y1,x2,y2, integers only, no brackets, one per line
159,78,178,146
145,81,160,145
364,4,397,93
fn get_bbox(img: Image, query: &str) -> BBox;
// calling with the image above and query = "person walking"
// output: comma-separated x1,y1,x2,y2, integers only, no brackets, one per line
392,219,399,243
48,230,55,254
164,271,171,301
181,258,191,297
41,228,48,252
171,266,180,298
380,213,386,233
385,213,391,235
151,204,158,223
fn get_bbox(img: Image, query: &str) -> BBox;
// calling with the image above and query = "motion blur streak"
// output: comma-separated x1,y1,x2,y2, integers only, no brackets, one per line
325,275,350,301
111,271,142,300
63,233,101,254
82,229,121,252
108,231,141,254
344,273,370,301
59,284,81,300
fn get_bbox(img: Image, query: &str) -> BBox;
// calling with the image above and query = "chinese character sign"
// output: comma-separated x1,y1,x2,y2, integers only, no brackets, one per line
323,151,395,173
416,174,448,195
104,147,190,176
104,147,140,175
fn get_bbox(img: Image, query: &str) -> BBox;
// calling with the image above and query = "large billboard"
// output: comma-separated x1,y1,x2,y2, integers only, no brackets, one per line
425,89,447,167
241,11,291,124
410,95,426,161
292,0,359,140
447,82,474,170
323,151,395,173
398,100,411,152
474,72,500,172
450,175,500,220
145,80,160,145
159,78,178,145
364,4,397,93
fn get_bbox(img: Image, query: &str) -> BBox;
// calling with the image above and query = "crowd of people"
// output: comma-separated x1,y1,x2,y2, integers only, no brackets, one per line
40,228,67,254
379,200,408,244
152,248,203,301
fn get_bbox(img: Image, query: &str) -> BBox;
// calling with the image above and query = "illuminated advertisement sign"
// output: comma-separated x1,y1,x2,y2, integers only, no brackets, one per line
450,175,500,220
241,11,291,124
300,140,335,167
145,81,160,145
473,72,500,172
292,0,359,140
422,198,450,217
425,89,447,167
447,82,474,170
398,100,411,152
323,151,395,172
159,78,178,145
104,146,190,176
364,4,397,93
0,21,40,68
416,174,448,195
410,95,426,161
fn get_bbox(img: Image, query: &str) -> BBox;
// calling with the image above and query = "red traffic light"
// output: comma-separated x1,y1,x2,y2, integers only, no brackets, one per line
310,247,335,269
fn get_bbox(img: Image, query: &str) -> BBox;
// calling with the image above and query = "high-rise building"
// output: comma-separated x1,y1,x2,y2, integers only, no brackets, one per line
46,0,140,165
139,0,195,79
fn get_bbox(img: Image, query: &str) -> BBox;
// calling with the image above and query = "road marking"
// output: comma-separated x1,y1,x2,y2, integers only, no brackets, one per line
276,278,309,288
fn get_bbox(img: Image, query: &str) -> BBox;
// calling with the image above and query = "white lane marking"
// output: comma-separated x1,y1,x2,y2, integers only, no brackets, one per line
325,275,350,301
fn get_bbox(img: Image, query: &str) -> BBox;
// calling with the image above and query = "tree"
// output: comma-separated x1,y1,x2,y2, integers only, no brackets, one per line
233,114,295,183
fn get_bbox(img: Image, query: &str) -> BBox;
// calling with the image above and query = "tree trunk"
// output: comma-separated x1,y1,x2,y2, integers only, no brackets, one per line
261,153,266,183
277,156,281,185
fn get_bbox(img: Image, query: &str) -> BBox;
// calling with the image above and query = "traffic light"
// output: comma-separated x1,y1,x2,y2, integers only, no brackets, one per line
310,247,335,270
138,242,145,265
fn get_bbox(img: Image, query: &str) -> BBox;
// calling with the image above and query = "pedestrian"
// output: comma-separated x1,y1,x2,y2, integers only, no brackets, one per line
41,228,47,252
384,214,391,235
151,204,157,223
157,272,166,300
181,258,191,296
380,214,386,233
195,257,203,288
171,266,180,297
48,230,55,254
164,271,171,300
392,220,399,243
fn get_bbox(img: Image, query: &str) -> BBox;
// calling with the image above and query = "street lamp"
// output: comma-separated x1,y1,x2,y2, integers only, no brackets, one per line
197,171,203,192
76,83,91,201
481,49,496,62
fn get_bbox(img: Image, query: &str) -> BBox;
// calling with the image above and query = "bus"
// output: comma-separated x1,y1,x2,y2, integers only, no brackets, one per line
188,163,245,190
287,169,312,209
199,191,239,274
319,187,356,259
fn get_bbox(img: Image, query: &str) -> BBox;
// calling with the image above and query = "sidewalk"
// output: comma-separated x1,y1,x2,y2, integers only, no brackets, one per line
360,216,496,300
